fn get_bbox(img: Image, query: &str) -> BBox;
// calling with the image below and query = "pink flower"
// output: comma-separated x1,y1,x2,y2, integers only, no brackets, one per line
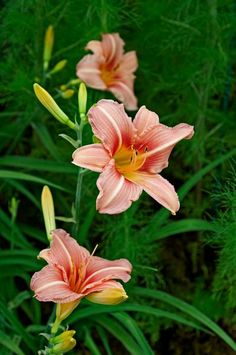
72,100,194,215
76,33,138,110
30,229,131,308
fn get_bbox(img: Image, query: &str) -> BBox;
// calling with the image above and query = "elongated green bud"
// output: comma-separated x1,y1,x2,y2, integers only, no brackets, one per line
43,25,54,71
49,59,67,75
78,82,87,118
41,186,56,242
33,83,76,129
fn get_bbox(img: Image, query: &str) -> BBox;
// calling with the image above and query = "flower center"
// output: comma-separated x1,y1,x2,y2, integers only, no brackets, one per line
69,262,85,293
114,145,147,175
100,65,116,86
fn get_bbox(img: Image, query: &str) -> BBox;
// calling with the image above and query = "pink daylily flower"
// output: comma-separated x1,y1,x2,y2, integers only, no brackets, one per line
72,100,194,215
30,229,131,306
76,33,138,110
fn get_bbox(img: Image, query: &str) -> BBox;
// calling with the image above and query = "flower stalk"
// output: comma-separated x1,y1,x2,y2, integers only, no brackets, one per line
73,83,88,235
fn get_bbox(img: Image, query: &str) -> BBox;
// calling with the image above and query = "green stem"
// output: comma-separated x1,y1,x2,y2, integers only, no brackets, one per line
73,120,85,236
73,169,84,236
51,318,61,335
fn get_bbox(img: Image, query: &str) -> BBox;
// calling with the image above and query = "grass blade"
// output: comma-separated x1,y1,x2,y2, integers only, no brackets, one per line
84,329,103,355
141,148,236,234
70,304,208,333
0,156,77,174
145,219,216,242
0,170,67,191
0,329,25,355
133,287,236,351
96,316,142,355
0,300,35,351
113,312,154,355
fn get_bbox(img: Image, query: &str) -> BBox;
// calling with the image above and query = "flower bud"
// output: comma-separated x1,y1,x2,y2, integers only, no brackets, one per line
49,60,67,75
56,300,80,323
41,186,55,242
50,301,80,334
60,84,67,91
50,330,76,353
50,330,76,344
33,83,76,129
53,338,76,353
78,82,87,116
69,78,81,86
86,287,128,305
61,89,74,99
43,25,54,71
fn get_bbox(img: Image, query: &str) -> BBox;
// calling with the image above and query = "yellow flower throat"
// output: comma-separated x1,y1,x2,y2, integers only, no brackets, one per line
114,145,147,175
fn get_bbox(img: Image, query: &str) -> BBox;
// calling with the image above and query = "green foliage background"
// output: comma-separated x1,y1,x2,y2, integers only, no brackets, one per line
0,0,236,354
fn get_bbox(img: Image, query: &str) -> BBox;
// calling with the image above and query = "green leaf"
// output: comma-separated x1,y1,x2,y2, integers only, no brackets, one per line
113,312,154,355
133,287,236,351
0,156,77,174
19,224,46,243
32,121,62,161
70,303,208,333
96,316,142,355
0,300,35,351
145,219,216,242
84,329,103,355
178,148,236,200
8,291,32,310
0,329,25,355
7,179,40,209
96,326,113,355
141,148,236,234
0,250,39,271
0,170,67,191
0,209,31,249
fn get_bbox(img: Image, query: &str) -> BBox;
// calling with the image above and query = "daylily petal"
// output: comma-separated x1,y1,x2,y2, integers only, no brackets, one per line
85,40,104,57
88,99,135,155
133,106,159,137
39,229,90,274
86,256,132,279
86,281,128,305
30,265,81,303
72,144,111,172
126,172,180,214
96,160,142,214
136,123,194,173
102,33,124,68
118,51,138,74
109,80,138,111
76,55,106,90
82,256,132,289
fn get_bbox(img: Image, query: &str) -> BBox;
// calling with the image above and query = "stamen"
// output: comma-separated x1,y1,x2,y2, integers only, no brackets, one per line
91,244,98,257
69,262,77,290
115,145,148,174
